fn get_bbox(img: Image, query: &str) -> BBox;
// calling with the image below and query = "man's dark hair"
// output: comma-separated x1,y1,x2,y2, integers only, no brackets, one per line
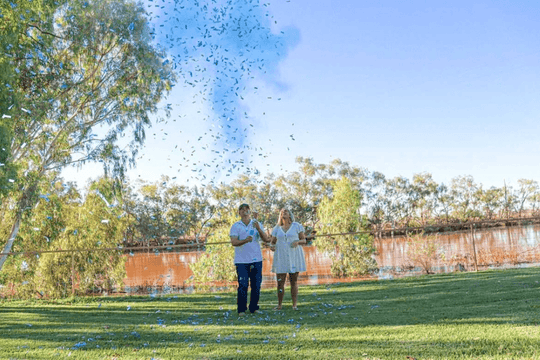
238,203,250,211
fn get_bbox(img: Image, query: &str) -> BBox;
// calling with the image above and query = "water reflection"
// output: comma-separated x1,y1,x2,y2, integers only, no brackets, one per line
376,224,540,277
124,247,351,294
124,224,540,293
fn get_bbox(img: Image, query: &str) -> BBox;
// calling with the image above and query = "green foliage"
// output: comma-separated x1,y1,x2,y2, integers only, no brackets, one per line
0,181,70,297
3,0,175,179
209,174,282,226
0,121,18,200
450,175,482,221
187,209,237,289
478,186,503,219
0,0,175,271
0,0,62,106
124,176,216,247
515,179,539,215
275,157,367,227
316,177,377,277
34,199,128,298
1,178,129,298
405,232,442,274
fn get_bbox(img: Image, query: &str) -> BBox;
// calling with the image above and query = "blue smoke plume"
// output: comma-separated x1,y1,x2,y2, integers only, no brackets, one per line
148,0,300,154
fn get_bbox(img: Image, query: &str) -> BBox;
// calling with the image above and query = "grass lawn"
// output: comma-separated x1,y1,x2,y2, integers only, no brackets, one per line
1,268,540,359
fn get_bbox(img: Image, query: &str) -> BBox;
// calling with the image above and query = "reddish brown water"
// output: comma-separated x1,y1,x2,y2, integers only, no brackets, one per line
124,224,540,292
124,246,351,292
377,224,540,274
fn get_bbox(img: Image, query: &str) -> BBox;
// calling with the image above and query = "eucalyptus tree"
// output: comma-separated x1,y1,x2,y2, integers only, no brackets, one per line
255,173,282,226
410,173,439,225
272,157,368,228
501,181,518,219
210,173,262,209
128,179,170,247
385,176,414,227
124,176,213,246
477,186,503,219
431,183,454,223
273,162,319,226
449,175,481,221
0,123,17,230
380,175,406,227
318,158,367,192
0,0,62,110
0,0,175,271
1,0,64,267
361,171,387,228
312,158,368,228
529,192,540,215
0,122,17,201
515,179,539,217
176,185,215,243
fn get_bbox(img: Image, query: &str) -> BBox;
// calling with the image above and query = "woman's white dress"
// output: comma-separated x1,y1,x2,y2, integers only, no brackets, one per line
271,222,307,274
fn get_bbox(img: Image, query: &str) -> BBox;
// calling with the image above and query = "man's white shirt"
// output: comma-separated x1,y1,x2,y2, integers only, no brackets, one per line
230,220,264,264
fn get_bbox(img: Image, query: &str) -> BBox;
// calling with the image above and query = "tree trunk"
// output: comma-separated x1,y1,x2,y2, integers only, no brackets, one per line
0,214,22,271
0,182,38,272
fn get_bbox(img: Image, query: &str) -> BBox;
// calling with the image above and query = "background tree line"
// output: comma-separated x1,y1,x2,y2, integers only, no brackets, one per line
120,157,540,248
3,155,539,297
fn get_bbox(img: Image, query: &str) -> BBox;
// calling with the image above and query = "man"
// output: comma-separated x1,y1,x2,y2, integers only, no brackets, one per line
230,203,270,316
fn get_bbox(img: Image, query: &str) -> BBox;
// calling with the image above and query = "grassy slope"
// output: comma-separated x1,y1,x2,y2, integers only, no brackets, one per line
1,268,539,359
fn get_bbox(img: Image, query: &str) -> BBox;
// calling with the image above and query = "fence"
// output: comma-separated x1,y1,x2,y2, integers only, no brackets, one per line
2,217,540,297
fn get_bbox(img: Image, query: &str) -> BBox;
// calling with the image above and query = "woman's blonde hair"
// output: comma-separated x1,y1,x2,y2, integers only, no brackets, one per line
277,208,294,226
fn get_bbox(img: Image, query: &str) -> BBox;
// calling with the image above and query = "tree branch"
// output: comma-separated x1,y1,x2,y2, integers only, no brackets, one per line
26,23,63,40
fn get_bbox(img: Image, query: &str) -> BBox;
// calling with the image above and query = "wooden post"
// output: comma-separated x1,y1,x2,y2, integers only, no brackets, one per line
470,224,478,272
71,251,75,297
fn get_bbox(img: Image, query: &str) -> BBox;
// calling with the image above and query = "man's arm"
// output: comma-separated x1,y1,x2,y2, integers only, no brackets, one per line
230,235,253,247
253,221,270,243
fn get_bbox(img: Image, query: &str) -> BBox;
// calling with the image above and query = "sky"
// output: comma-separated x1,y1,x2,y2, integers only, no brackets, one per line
62,0,540,190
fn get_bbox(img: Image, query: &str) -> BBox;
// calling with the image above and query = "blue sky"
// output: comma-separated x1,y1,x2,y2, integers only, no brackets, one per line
63,0,540,189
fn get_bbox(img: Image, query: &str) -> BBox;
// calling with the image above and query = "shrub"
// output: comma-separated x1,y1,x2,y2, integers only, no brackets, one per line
405,232,442,274
0,181,128,299
316,177,377,277
187,209,238,290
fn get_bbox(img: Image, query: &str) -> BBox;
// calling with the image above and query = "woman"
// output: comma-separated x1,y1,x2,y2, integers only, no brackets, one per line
270,208,307,310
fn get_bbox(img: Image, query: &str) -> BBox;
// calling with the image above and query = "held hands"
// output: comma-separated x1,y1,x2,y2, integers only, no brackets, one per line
245,235,253,244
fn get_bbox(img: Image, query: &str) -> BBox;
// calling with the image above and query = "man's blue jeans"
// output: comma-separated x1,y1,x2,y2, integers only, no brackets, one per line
235,261,262,314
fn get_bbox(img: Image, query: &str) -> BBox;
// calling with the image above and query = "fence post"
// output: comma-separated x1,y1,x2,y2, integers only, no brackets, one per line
71,251,75,297
470,224,478,272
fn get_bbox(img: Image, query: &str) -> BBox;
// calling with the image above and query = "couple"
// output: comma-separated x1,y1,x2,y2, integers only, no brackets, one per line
229,203,307,316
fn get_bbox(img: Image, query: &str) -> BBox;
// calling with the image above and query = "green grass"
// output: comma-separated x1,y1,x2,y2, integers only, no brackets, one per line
1,268,540,359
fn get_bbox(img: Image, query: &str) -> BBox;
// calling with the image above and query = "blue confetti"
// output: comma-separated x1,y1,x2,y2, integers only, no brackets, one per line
72,341,86,349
